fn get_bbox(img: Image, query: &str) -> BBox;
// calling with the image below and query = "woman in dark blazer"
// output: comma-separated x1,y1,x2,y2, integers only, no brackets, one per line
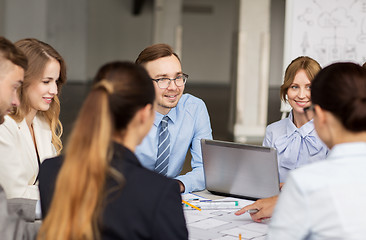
37,62,188,240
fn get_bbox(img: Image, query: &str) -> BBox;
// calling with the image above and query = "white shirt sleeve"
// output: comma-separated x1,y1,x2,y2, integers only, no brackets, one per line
266,173,311,240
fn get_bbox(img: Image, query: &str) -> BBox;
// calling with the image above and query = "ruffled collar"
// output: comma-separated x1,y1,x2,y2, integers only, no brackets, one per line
274,111,325,167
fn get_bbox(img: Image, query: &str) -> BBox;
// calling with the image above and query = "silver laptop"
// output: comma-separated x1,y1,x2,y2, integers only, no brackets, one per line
201,139,280,200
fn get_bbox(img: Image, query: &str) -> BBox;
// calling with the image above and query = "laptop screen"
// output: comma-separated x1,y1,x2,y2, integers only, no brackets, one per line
201,139,280,200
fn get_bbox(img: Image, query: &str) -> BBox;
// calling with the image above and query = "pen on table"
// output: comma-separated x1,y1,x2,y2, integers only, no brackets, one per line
182,200,201,211
186,200,239,209
247,209,259,214
186,199,212,202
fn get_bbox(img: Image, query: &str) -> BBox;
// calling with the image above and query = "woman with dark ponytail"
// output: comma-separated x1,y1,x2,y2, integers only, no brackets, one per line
37,62,188,240
267,62,366,239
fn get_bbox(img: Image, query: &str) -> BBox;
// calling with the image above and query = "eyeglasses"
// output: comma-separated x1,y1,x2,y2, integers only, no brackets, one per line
152,73,188,89
303,104,315,121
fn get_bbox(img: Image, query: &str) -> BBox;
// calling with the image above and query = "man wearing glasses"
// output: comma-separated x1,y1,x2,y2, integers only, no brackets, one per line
135,43,212,193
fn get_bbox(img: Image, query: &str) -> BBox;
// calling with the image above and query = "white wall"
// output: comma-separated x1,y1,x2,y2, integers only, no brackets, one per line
86,0,154,79
0,0,4,35
3,0,47,41
181,0,239,84
0,0,253,86
153,0,183,51
234,0,271,142
0,0,288,140
1,0,87,81
86,0,240,85
47,0,88,81
269,0,285,87
1,0,155,81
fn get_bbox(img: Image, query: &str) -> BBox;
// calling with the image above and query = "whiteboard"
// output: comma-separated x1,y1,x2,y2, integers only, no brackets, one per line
284,0,366,67
281,0,366,114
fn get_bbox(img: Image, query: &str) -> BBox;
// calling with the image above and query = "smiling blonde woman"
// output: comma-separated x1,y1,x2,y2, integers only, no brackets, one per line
263,56,328,184
0,38,66,220
268,62,366,240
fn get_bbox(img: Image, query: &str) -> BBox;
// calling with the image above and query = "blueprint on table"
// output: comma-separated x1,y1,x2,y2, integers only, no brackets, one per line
182,194,268,240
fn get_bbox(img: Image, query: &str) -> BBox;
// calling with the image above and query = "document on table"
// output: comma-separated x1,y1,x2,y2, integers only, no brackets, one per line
182,194,268,240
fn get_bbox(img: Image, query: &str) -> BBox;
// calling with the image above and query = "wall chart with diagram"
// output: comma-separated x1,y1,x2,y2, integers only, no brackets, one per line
284,0,366,67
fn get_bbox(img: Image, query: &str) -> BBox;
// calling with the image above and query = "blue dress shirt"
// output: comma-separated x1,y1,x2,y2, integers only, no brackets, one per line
263,111,328,182
136,94,213,193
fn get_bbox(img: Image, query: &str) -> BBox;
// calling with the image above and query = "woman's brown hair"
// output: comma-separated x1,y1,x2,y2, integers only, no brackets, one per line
280,56,321,102
13,38,67,153
38,62,155,240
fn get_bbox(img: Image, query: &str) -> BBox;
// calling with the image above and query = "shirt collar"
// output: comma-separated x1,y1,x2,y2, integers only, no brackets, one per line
286,111,315,137
327,142,366,160
154,107,177,126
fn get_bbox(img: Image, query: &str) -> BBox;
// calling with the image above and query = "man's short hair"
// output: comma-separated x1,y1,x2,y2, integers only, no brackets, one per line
135,43,180,65
0,36,28,71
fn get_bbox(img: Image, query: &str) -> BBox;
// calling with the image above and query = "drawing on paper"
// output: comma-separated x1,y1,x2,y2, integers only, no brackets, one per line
287,0,366,66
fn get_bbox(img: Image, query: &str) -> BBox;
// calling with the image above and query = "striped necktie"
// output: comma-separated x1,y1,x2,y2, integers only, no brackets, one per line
155,116,170,176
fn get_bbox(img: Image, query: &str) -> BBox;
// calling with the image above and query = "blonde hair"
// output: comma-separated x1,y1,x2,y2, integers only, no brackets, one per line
38,62,155,240
280,56,321,102
12,38,66,153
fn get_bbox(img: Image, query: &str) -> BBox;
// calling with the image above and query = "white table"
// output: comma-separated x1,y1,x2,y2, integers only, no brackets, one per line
183,190,268,240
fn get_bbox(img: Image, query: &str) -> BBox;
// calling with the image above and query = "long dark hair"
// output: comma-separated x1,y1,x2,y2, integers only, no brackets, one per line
311,62,366,132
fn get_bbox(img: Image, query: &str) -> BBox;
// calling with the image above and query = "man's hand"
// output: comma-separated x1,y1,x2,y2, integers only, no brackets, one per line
234,195,278,222
177,180,185,193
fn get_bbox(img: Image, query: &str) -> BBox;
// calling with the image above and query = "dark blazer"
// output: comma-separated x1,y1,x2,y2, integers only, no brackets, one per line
39,143,188,240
